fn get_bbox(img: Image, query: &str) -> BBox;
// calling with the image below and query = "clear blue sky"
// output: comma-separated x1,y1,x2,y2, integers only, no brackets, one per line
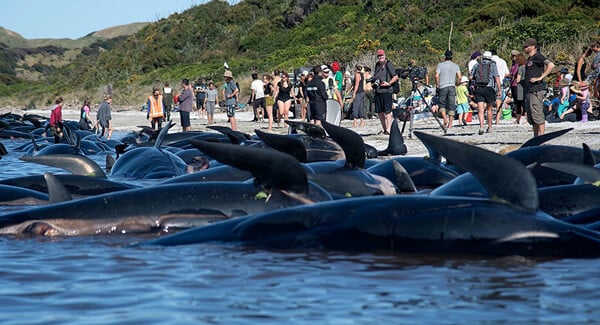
0,0,239,40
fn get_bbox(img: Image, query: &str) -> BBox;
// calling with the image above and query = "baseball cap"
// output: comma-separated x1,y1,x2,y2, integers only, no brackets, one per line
460,76,469,84
321,64,331,73
523,38,537,47
470,51,481,60
482,51,492,60
376,49,385,56
560,67,568,74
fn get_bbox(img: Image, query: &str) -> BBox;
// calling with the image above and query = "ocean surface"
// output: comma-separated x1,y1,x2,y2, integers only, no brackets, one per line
1,133,599,324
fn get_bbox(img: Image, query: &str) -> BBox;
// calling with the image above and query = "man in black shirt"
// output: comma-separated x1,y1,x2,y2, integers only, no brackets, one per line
523,38,555,137
306,65,329,126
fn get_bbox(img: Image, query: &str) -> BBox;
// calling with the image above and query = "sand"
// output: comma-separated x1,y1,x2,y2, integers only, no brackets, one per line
3,105,600,157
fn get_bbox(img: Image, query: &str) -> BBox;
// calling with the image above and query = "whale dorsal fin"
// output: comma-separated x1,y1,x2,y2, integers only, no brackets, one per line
43,172,73,203
414,131,538,212
20,154,107,178
322,121,365,169
255,129,308,163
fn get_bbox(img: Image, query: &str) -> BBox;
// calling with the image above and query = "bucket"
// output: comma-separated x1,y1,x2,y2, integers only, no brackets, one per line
502,109,512,120
465,111,473,122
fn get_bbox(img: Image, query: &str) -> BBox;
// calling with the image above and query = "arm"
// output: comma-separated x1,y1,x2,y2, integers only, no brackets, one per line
531,60,555,83
352,72,361,98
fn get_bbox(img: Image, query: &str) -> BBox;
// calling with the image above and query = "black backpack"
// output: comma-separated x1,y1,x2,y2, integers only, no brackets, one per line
476,60,492,86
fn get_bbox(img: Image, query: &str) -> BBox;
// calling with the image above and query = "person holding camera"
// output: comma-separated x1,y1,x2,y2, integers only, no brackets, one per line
372,49,399,135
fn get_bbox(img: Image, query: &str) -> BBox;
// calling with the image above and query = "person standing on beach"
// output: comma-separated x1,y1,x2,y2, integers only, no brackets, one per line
96,95,114,140
435,49,462,130
178,79,194,132
372,49,398,135
147,87,165,130
523,38,555,137
223,70,239,131
306,65,328,126
48,96,64,143
205,81,218,125
162,82,174,122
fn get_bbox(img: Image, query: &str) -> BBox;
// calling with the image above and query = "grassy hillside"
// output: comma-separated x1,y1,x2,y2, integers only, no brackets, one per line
2,0,600,107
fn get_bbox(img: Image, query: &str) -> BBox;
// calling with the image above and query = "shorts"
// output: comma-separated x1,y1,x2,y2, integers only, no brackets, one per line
438,107,455,116
310,102,326,121
496,87,506,100
474,87,496,105
526,90,545,125
438,87,456,112
374,92,393,113
226,104,236,118
456,102,469,114
196,97,205,109
180,111,191,127
206,101,216,116
253,97,265,109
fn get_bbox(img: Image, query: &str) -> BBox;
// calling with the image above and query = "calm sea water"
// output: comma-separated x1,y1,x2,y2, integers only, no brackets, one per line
1,134,599,324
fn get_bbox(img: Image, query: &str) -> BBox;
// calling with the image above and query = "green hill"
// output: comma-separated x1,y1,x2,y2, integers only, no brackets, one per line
2,0,600,107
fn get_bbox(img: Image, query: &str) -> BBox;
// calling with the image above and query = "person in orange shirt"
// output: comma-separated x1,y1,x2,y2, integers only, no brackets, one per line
147,87,165,130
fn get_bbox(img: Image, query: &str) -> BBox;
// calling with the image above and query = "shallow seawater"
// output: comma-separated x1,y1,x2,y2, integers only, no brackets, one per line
1,135,599,324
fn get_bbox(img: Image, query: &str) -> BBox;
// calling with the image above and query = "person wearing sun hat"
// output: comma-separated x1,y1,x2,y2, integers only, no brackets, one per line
455,76,471,126
523,37,555,136
223,70,239,131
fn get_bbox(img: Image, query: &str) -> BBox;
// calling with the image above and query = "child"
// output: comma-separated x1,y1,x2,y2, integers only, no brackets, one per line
456,76,470,126
557,78,571,119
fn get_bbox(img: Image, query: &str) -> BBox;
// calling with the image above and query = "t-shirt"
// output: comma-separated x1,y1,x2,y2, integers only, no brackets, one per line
456,84,469,104
206,88,218,102
436,61,461,89
525,51,548,93
251,79,265,99
224,80,238,106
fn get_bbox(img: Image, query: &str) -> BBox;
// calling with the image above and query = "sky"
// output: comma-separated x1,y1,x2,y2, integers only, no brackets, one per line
0,0,239,40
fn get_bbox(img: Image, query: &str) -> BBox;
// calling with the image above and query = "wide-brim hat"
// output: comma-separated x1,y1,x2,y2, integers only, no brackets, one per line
482,51,493,60
223,70,233,78
460,76,469,84
579,81,589,89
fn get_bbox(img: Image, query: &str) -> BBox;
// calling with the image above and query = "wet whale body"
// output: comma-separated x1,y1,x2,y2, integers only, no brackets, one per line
143,131,600,257
0,138,332,236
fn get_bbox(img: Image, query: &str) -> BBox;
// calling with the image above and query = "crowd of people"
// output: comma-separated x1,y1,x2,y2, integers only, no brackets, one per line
47,39,600,142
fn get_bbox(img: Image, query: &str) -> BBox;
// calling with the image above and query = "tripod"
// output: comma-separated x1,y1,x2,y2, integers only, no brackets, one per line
400,78,447,138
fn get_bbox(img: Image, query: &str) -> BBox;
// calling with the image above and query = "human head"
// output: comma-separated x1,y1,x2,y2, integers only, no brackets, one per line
460,76,469,84
104,94,112,102
331,61,341,73
444,49,452,60
301,70,309,78
523,38,537,54
591,41,600,52
376,49,386,63
470,51,481,60
165,82,170,87
252,72,258,80
355,63,363,72
559,67,568,75
55,96,63,105
223,70,233,80
208,81,215,89
482,51,493,60
312,65,322,76
152,87,160,96
182,78,190,86
280,71,289,80
515,53,527,66
321,64,330,74
579,81,589,90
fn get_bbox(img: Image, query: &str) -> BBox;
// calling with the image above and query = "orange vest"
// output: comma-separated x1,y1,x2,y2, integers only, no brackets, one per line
148,95,164,119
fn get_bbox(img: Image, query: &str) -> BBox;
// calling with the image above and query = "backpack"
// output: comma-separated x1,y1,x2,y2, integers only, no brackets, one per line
476,60,492,86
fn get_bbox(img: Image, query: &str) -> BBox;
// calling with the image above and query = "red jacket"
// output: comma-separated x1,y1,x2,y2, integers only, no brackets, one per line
50,105,62,127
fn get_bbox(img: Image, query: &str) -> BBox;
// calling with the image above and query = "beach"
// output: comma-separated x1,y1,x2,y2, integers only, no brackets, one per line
2,105,600,156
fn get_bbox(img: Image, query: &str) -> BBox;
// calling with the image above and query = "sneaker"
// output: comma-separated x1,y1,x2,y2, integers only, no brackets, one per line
478,128,484,135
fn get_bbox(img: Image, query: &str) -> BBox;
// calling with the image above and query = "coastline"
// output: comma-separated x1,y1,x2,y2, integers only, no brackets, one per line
2,105,599,157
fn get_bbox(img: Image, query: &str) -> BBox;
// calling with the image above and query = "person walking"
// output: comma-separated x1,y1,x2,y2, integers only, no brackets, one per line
471,51,501,135
250,73,265,122
435,49,462,130
205,81,218,125
351,63,366,128
147,87,165,130
523,38,555,137
306,65,328,126
96,95,114,139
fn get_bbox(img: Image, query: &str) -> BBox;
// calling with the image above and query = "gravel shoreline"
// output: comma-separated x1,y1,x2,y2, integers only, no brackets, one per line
3,105,599,157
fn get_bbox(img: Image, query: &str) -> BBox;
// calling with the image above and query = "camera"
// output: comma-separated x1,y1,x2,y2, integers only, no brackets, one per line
366,77,381,88
398,65,427,81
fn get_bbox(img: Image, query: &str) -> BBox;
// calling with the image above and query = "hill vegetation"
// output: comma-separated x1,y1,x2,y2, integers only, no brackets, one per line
1,0,600,107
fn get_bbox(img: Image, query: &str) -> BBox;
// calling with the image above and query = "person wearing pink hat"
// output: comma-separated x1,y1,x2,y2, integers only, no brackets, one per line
523,38,555,136
372,49,399,135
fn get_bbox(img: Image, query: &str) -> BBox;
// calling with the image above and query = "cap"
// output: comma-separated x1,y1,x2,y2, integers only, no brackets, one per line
460,76,469,84
511,50,520,56
470,51,481,60
376,49,385,56
332,61,341,72
579,81,589,89
223,70,233,78
482,51,492,60
444,49,453,59
560,67,568,74
321,64,331,73
301,70,309,77
523,38,537,47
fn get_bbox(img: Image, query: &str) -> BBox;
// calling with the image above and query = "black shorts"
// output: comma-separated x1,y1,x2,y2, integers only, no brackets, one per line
180,111,191,127
474,86,496,105
253,97,265,109
310,102,326,121
374,92,393,113
196,97,205,109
